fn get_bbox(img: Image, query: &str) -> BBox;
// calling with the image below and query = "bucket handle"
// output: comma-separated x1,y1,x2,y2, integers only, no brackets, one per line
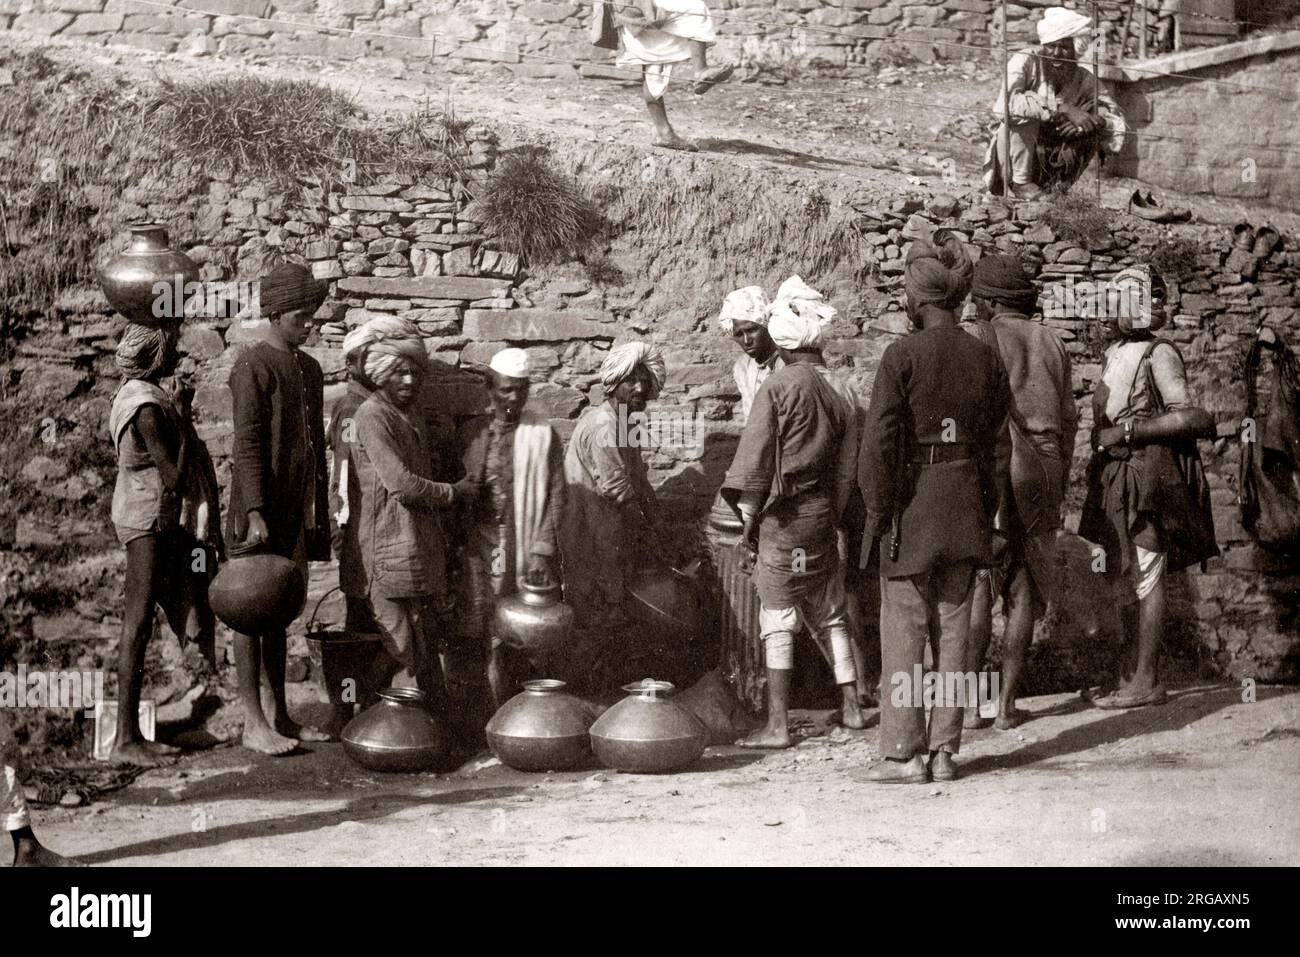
306,585,343,635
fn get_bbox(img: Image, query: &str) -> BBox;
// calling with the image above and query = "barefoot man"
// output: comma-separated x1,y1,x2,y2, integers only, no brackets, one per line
228,263,333,755
722,279,865,748
614,0,734,150
107,323,222,765
964,254,1076,731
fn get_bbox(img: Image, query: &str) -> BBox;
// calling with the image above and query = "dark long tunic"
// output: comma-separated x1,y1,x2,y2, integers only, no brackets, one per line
859,324,1011,578
226,340,329,559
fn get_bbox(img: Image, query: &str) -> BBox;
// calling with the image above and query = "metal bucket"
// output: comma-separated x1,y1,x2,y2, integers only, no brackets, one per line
304,587,390,708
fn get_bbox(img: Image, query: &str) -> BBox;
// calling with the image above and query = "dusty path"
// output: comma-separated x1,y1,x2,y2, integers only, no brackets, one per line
26,685,1299,867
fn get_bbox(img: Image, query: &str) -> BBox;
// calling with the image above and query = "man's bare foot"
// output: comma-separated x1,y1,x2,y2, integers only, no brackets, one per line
13,840,79,867
994,706,1030,730
693,63,735,95
964,708,993,730
275,720,332,743
653,134,698,152
736,725,793,749
241,722,298,756
840,697,867,731
108,739,180,767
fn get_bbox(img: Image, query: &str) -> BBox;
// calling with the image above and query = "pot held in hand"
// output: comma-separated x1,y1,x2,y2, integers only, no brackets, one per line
590,679,707,774
486,679,593,772
493,580,574,657
342,687,450,773
208,548,306,636
98,222,200,327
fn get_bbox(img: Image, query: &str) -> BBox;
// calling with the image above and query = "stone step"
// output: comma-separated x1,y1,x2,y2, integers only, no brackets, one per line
337,276,511,301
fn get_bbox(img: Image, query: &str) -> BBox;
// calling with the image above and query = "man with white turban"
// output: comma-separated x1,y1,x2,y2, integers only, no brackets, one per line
719,285,781,421
352,320,480,716
983,6,1127,198
454,348,567,715
562,341,668,651
607,0,734,151
720,279,866,748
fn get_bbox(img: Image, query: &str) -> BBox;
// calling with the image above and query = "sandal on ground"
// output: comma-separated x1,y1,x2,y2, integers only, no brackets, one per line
1232,221,1256,250
1091,685,1168,710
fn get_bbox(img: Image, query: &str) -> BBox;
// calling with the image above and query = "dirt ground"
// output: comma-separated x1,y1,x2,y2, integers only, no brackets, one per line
21,683,1299,867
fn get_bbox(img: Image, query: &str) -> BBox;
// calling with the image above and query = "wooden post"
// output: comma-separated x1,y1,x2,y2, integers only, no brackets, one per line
1139,0,1147,59
1001,0,1011,199
1093,0,1101,205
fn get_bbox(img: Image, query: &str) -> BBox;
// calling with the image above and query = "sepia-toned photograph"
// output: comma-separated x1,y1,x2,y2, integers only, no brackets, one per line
0,0,1296,896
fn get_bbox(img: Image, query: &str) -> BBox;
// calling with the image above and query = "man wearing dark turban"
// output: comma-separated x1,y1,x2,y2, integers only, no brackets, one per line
858,230,1011,784
227,262,332,755
963,254,1076,731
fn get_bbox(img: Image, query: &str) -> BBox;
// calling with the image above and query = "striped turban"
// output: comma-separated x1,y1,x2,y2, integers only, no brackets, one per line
600,342,666,399
904,228,975,312
115,323,176,381
343,316,427,388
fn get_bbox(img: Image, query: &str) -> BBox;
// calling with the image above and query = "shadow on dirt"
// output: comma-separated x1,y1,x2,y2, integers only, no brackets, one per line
961,685,1292,775
695,137,861,172
74,784,524,864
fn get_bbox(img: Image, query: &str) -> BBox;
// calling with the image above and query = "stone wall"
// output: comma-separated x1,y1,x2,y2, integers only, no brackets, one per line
0,0,1131,71
1107,33,1300,211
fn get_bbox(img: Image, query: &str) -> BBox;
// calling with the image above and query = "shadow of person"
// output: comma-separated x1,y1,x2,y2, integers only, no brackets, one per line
74,784,525,865
959,684,1285,776
693,137,861,172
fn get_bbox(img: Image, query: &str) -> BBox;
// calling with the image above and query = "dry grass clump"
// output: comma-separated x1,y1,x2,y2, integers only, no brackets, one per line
0,48,144,335
1042,189,1111,248
476,146,606,266
1149,236,1201,281
148,77,475,193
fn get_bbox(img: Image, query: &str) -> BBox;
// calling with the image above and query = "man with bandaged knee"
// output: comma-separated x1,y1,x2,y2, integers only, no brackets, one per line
721,278,865,749
1079,267,1217,710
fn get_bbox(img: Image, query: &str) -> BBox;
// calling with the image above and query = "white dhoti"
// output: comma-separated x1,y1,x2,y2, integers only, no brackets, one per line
617,0,717,99
3,764,30,832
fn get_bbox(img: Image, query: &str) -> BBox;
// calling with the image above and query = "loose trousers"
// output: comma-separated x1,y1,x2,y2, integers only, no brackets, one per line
879,560,976,759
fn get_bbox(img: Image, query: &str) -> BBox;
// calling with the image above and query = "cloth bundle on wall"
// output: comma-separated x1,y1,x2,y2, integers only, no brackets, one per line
1239,327,1300,559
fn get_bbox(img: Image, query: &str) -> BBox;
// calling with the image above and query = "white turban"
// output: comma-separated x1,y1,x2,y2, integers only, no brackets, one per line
1037,7,1091,46
766,276,836,351
717,286,771,332
489,347,530,380
600,342,666,399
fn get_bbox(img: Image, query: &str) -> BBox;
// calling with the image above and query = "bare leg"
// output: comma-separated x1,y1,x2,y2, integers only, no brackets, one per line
11,827,77,867
738,668,794,749
995,571,1035,730
840,683,866,729
1122,578,1164,696
110,535,179,766
644,76,696,150
263,630,330,742
688,39,709,70
237,632,296,755
964,575,994,729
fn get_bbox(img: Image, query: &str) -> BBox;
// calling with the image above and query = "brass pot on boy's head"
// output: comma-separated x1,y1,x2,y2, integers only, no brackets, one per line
99,222,200,328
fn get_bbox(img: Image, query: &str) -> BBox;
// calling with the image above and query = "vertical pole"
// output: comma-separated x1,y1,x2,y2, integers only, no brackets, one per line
1093,0,1101,205
1139,0,1147,59
1001,0,1011,199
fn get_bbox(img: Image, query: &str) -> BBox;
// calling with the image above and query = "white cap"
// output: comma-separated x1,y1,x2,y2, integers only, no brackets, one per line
489,347,530,379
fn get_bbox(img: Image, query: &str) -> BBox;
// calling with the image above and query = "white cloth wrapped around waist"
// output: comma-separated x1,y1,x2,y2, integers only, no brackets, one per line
617,0,717,96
